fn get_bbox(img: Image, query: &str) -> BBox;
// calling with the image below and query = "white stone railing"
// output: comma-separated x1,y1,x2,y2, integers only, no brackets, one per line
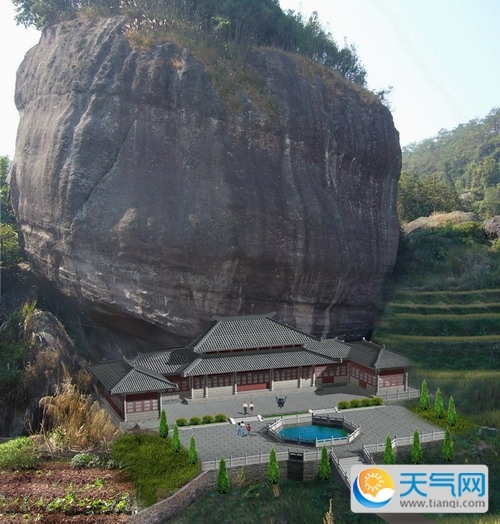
362,429,446,456
201,448,323,471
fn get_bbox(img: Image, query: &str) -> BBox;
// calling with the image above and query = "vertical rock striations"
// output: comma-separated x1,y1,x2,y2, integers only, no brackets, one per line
11,16,401,343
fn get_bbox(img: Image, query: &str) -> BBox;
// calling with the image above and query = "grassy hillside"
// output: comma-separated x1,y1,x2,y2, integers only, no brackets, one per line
373,227,500,429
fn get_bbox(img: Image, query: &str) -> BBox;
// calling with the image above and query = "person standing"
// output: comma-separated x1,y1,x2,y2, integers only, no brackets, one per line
249,401,254,415
246,423,251,435
243,401,248,415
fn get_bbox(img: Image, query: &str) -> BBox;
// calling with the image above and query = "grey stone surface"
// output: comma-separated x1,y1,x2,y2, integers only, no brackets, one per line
11,16,401,351
132,388,440,464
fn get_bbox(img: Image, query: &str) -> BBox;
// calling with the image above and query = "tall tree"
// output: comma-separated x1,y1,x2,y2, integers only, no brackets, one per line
188,435,198,464
319,446,331,480
217,458,230,494
267,447,280,496
171,424,181,453
434,388,444,419
384,435,395,464
411,430,422,464
419,379,430,410
159,409,168,438
442,428,454,462
446,396,457,426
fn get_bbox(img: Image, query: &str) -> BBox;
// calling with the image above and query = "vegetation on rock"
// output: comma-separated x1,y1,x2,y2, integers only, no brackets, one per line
11,0,366,85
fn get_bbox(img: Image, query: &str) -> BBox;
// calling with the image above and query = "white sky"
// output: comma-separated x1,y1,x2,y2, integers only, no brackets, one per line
1,0,499,158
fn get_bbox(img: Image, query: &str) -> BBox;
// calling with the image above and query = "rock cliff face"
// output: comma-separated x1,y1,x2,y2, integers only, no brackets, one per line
11,16,401,344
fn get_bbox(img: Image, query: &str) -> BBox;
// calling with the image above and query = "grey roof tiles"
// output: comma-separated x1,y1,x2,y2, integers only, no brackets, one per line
90,314,412,395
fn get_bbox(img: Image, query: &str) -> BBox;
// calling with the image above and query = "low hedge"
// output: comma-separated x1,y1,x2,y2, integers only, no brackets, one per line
338,397,384,410
175,413,228,427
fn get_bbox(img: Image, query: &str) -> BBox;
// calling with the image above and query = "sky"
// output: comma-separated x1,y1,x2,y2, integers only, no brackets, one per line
1,0,499,158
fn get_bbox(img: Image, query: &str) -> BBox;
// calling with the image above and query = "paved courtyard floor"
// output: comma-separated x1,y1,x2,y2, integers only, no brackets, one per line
130,386,441,464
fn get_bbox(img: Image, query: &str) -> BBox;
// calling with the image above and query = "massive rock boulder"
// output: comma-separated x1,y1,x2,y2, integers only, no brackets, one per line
10,16,401,345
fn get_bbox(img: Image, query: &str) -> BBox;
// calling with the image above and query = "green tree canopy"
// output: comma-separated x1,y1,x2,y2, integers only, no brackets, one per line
411,430,422,464
10,0,366,86
159,409,168,438
171,424,181,453
442,427,454,462
401,107,500,220
419,379,430,410
319,446,331,480
217,457,230,494
434,388,445,419
267,448,280,485
384,435,395,464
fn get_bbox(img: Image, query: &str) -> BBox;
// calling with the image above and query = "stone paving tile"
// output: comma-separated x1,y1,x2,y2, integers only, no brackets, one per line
130,387,441,465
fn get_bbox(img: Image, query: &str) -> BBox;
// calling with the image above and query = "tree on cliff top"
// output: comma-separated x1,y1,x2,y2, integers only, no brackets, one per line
11,0,366,86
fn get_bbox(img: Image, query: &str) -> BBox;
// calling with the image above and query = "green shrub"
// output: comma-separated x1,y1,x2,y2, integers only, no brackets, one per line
189,416,202,426
361,398,372,407
318,446,331,480
111,433,200,507
337,401,349,410
176,418,188,427
447,396,457,426
371,397,384,406
214,413,227,422
217,458,230,494
349,399,362,408
0,437,40,470
171,425,182,453
411,430,423,464
384,435,395,464
188,435,198,464
159,409,168,437
434,388,445,418
420,379,430,410
442,428,454,462
71,452,102,469
202,414,214,424
267,448,280,485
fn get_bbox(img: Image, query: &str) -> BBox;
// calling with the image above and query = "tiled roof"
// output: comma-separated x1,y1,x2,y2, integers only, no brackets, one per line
304,338,351,360
131,348,196,374
90,360,177,394
182,348,336,376
191,313,317,353
348,340,412,370
90,360,131,391
111,365,178,394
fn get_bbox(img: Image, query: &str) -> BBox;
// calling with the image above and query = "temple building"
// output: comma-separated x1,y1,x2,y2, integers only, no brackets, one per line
91,313,412,423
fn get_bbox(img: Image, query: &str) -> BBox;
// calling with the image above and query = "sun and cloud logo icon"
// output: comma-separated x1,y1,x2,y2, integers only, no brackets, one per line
352,467,396,508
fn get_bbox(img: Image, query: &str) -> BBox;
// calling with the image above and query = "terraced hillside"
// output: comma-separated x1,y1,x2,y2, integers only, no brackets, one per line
373,288,500,427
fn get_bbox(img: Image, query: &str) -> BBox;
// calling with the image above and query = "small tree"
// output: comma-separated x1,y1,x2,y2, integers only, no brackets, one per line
217,458,230,494
319,446,331,480
268,448,280,496
159,409,168,438
384,435,395,464
447,396,457,426
188,435,198,464
419,379,430,410
171,424,181,453
442,428,454,462
411,430,422,464
434,388,444,418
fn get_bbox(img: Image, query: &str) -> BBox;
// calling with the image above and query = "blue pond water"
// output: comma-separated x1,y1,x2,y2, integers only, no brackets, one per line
278,424,348,442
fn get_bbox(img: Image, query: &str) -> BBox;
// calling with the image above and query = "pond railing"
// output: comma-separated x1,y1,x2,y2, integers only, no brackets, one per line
267,413,360,447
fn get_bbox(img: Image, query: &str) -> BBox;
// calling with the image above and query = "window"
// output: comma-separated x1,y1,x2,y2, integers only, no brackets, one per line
126,394,158,413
